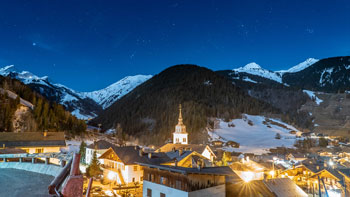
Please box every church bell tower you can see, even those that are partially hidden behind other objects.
[173,104,188,144]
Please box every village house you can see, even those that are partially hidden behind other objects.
[161,149,213,168]
[85,140,114,165]
[98,146,171,185]
[0,131,65,154]
[139,163,236,197]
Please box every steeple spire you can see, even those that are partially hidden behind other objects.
[178,104,183,125]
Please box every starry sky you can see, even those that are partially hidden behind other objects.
[0,0,349,91]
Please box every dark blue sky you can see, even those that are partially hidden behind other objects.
[0,0,349,91]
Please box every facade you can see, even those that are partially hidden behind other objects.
[0,131,65,154]
[98,146,171,185]
[140,164,234,197]
[85,140,114,164]
[173,104,188,145]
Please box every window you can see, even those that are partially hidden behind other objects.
[23,149,29,153]
[175,180,182,190]
[35,148,43,153]
[151,174,155,182]
[132,177,135,182]
[183,138,186,142]
[134,166,138,171]
[160,177,167,185]
[147,189,152,197]
[176,138,179,143]
[160,193,166,197]
[140,176,143,181]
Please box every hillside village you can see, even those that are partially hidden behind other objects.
[2,103,350,196]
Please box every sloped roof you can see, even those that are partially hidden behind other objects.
[263,178,307,197]
[87,140,114,149]
[0,132,66,147]
[138,163,236,176]
[157,143,215,157]
[0,148,26,154]
[99,146,172,165]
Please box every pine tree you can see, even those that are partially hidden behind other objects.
[86,151,102,178]
[79,141,87,164]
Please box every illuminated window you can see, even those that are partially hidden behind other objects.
[140,176,143,181]
[183,138,186,142]
[160,177,167,185]
[35,148,43,153]
[134,166,138,171]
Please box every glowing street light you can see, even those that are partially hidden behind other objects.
[242,171,254,183]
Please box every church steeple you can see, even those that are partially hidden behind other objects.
[178,104,183,125]
[173,104,188,144]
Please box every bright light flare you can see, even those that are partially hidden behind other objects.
[242,171,254,182]
[269,170,275,177]
[108,171,116,180]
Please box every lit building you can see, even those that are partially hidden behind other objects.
[85,140,114,165]
[173,104,188,145]
[0,131,65,154]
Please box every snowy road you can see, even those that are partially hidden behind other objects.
[0,168,54,197]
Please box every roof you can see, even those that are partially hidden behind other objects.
[157,143,215,157]
[0,132,66,148]
[99,146,172,165]
[339,169,350,178]
[0,148,26,154]
[166,150,193,161]
[263,178,307,197]
[138,163,236,176]
[87,140,114,149]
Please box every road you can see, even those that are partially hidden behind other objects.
[0,168,54,197]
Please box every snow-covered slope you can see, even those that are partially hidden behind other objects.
[233,62,282,83]
[230,58,318,84]
[0,65,151,119]
[81,75,152,109]
[208,114,301,154]
[277,58,319,73]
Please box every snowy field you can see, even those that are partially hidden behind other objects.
[209,114,300,154]
[0,168,54,197]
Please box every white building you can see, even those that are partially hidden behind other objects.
[173,104,188,145]
[85,140,114,165]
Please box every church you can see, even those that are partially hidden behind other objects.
[157,104,216,162]
[173,104,188,144]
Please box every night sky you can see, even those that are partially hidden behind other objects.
[0,0,349,91]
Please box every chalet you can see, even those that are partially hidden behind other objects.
[85,140,114,164]
[286,153,307,163]
[98,146,171,185]
[0,131,65,154]
[139,163,237,197]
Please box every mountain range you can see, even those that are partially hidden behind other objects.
[1,56,350,144]
[0,65,151,119]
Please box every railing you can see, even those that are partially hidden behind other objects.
[48,153,84,197]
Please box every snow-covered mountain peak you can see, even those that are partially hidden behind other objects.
[0,65,16,75]
[233,62,282,83]
[81,74,152,109]
[242,62,262,70]
[278,58,319,73]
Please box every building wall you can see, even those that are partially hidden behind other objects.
[202,148,213,161]
[189,184,225,197]
[173,133,188,144]
[85,148,107,164]
[143,180,189,197]
[21,146,61,154]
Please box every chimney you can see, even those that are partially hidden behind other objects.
[179,149,183,156]
[43,131,48,137]
[139,149,143,157]
[148,153,152,159]
[197,160,201,171]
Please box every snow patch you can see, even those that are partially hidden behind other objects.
[208,114,300,154]
[278,58,319,73]
[303,90,323,105]
[233,62,282,83]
